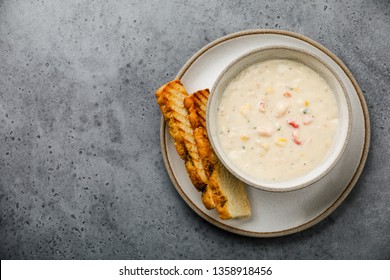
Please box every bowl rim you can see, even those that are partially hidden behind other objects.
[207,45,353,192]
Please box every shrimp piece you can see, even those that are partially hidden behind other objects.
[273,101,289,117]
[257,126,274,137]
[303,115,315,125]
[292,130,302,145]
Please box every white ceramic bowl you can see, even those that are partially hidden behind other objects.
[207,46,352,192]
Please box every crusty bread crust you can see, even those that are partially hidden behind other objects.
[201,184,215,210]
[184,89,218,209]
[156,80,208,191]
[184,89,218,176]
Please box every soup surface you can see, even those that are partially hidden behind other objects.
[217,59,339,182]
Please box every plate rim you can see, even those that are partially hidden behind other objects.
[160,29,371,237]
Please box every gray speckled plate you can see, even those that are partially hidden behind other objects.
[159,29,370,237]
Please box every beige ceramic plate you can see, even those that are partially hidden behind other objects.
[160,30,370,237]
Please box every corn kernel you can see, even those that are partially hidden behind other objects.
[240,103,251,116]
[259,142,269,151]
[292,87,301,93]
[275,137,287,147]
[265,87,274,94]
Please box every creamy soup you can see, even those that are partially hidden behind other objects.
[217,59,339,182]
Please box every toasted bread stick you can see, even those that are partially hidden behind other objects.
[184,89,218,209]
[156,80,208,190]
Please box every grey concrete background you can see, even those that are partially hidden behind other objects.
[0,0,389,259]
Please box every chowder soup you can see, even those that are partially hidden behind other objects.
[217,59,339,182]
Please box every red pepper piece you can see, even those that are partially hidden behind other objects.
[288,120,299,128]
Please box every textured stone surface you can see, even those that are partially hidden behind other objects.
[0,0,389,259]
